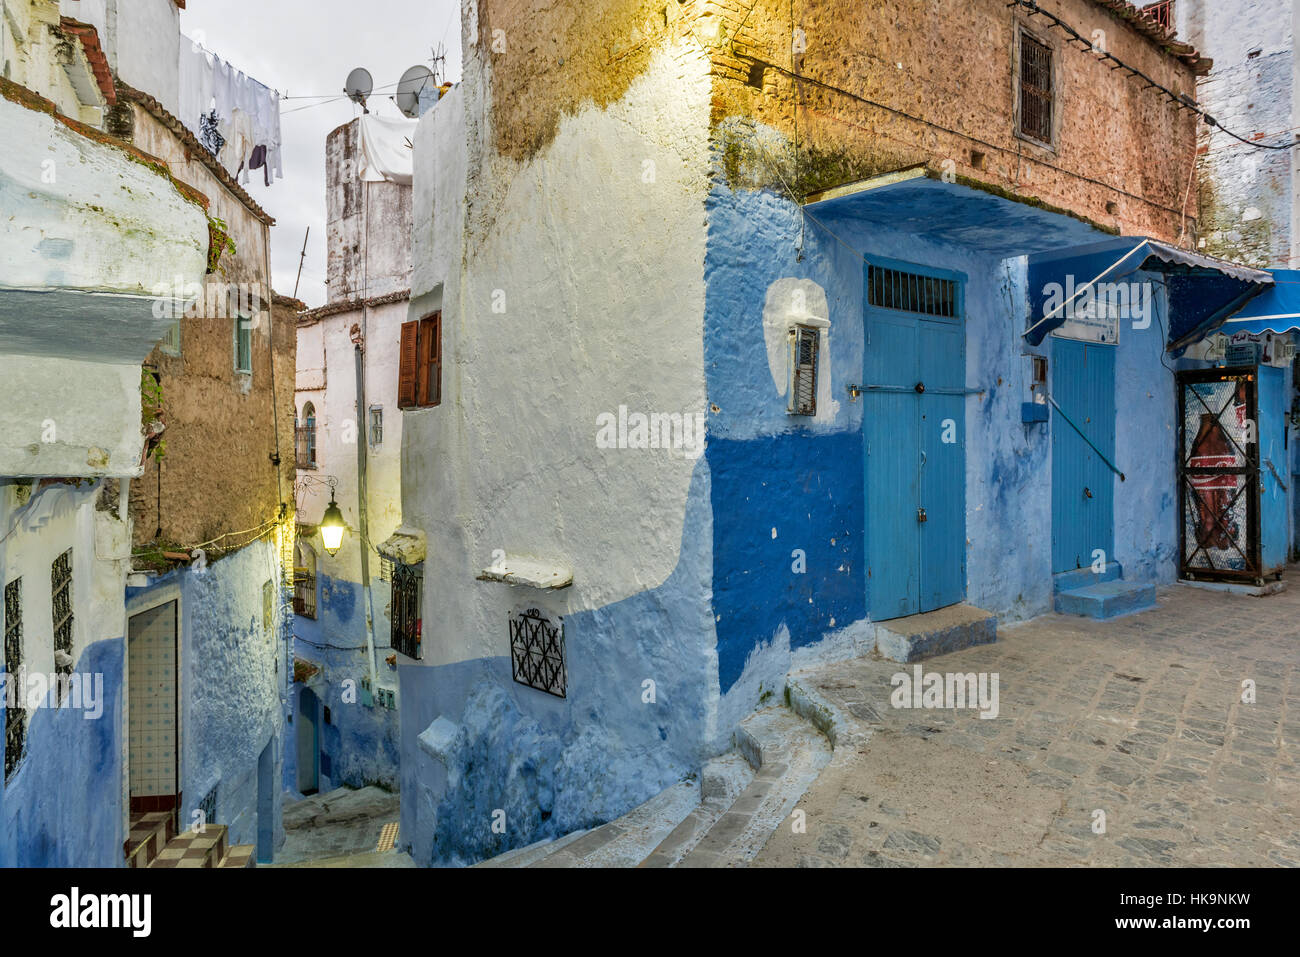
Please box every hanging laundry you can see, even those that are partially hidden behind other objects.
[198,110,225,157]
[243,144,270,188]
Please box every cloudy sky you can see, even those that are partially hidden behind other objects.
[180,1,463,307]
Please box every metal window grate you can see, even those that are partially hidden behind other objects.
[1020,32,1053,144]
[789,326,819,416]
[390,563,422,660]
[867,266,958,318]
[4,578,23,783]
[196,784,218,830]
[509,608,566,698]
[51,550,72,704]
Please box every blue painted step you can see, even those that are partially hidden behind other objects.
[1054,580,1155,620]
[1053,562,1122,594]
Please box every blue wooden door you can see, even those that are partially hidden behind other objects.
[1051,338,1116,572]
[865,262,965,620]
[1257,364,1288,572]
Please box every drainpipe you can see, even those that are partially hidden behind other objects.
[354,174,378,688]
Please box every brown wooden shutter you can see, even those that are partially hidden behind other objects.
[429,312,441,407]
[398,320,419,408]
[416,317,433,406]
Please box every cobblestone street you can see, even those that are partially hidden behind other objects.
[756,578,1300,868]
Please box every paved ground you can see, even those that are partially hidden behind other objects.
[755,578,1300,867]
[273,786,412,866]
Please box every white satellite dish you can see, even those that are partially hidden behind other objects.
[395,65,435,118]
[344,67,373,113]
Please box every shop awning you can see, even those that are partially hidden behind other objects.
[1024,237,1274,349]
[1217,269,1300,336]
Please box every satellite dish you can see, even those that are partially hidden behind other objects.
[344,68,373,113]
[395,65,435,118]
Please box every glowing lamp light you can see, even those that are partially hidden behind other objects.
[319,492,347,557]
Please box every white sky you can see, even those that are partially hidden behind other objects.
[180,1,463,307]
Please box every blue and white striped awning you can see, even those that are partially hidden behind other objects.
[1219,270,1300,336]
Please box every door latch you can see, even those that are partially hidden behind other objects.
[1084,487,1093,499]
[918,506,928,523]
[914,382,926,394]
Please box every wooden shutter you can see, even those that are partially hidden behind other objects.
[398,320,419,408]
[428,313,441,407]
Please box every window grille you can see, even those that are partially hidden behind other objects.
[390,562,422,660]
[4,578,23,783]
[369,406,383,448]
[868,266,958,318]
[51,550,72,705]
[196,784,217,830]
[509,608,566,698]
[1019,32,1054,145]
[788,325,819,416]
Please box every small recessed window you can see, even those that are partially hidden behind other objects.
[1018,31,1054,146]
[234,315,253,374]
[296,403,317,469]
[391,562,423,660]
[788,325,819,416]
[5,577,25,782]
[368,405,383,447]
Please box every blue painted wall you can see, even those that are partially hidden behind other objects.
[0,637,123,867]
[399,460,717,866]
[287,572,400,795]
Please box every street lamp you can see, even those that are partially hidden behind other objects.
[319,480,347,557]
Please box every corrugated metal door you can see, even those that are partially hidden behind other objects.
[865,262,965,620]
[1051,338,1116,572]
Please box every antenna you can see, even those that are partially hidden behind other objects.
[395,64,435,119]
[344,68,373,113]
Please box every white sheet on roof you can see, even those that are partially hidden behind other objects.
[358,115,418,185]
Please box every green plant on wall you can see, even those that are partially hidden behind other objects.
[207,216,237,274]
[141,368,166,463]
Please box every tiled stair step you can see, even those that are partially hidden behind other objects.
[126,812,174,869]
[149,824,228,868]
[217,845,256,869]
[1055,580,1156,619]
[674,706,832,868]
[1053,562,1122,594]
[874,604,998,663]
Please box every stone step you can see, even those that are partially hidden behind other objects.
[639,753,754,868]
[675,706,832,868]
[1053,562,1123,593]
[1054,580,1156,619]
[874,603,998,663]
[126,811,173,869]
[149,824,228,869]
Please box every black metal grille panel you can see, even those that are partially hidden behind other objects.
[1020,32,1053,143]
[791,326,818,415]
[510,608,566,698]
[391,562,422,660]
[4,578,23,782]
[867,266,957,318]
[1179,373,1259,578]
[51,550,72,704]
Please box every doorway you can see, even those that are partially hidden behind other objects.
[296,687,320,795]
[128,601,180,815]
[1051,337,1116,572]
[864,260,967,620]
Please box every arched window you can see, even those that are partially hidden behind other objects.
[296,402,317,468]
[293,540,317,619]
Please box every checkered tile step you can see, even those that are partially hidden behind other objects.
[218,844,256,868]
[126,812,174,868]
[150,825,227,869]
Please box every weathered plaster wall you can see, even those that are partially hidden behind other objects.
[0,481,130,867]
[396,4,720,863]
[109,0,181,119]
[126,107,295,550]
[325,119,413,302]
[704,0,1202,241]
[4,0,108,126]
[1182,0,1296,266]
